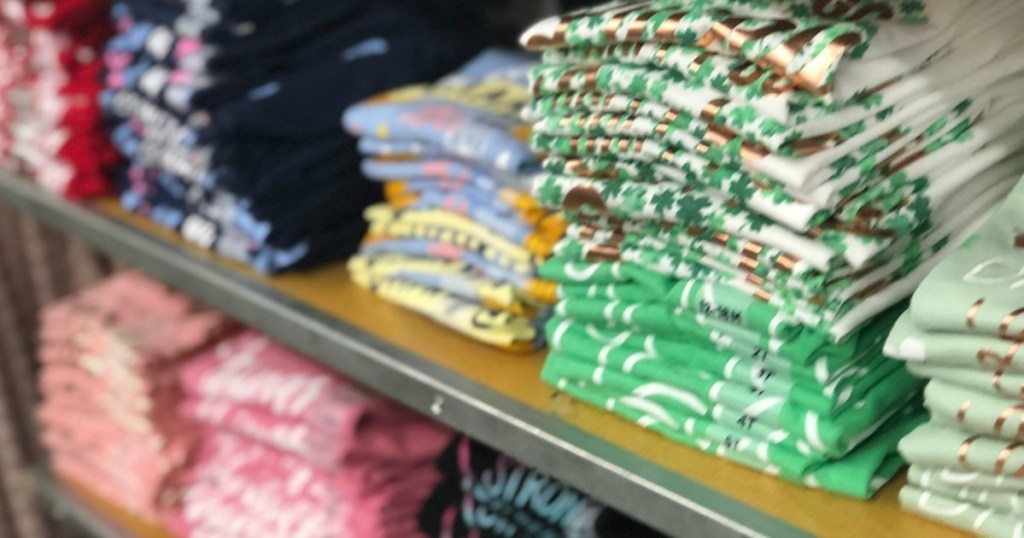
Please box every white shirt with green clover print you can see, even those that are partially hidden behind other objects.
[520,0,979,97]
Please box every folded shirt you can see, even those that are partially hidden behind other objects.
[907,363,1024,402]
[521,0,983,97]
[348,253,545,317]
[347,258,545,352]
[172,328,455,538]
[36,270,232,522]
[908,465,1024,494]
[344,49,539,174]
[900,485,1022,538]
[9,0,117,198]
[545,352,923,498]
[417,435,665,538]
[104,0,483,273]
[548,328,919,461]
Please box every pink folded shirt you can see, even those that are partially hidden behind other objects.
[36,270,234,522]
[180,331,452,462]
[168,431,350,538]
[173,330,455,537]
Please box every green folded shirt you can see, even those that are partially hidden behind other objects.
[547,318,921,457]
[543,350,923,498]
[541,257,905,357]
[548,316,906,415]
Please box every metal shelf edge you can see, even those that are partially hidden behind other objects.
[33,469,128,538]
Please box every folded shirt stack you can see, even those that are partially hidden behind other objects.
[0,5,25,164]
[7,0,118,198]
[35,270,232,522]
[418,435,666,538]
[519,0,1024,497]
[101,0,481,274]
[885,176,1024,537]
[342,49,565,352]
[168,329,454,538]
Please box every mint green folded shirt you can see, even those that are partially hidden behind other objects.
[925,380,1024,443]
[907,468,1024,517]
[906,180,1024,340]
[884,309,1024,372]
[907,362,1024,402]
[899,422,1024,477]
[900,486,1024,538]
[909,465,1024,494]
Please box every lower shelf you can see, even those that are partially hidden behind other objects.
[33,469,171,538]
[1,175,968,538]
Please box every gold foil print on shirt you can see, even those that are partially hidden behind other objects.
[792,33,862,94]
[564,186,609,215]
[775,254,799,273]
[586,244,622,262]
[654,43,671,62]
[994,441,1024,476]
[711,231,731,247]
[977,342,1021,370]
[788,132,842,157]
[1014,234,1024,249]
[994,405,1024,441]
[742,242,764,258]
[815,218,896,239]
[992,370,1024,400]
[957,435,982,470]
[1000,308,1024,340]
[762,25,830,76]
[564,159,615,179]
[550,66,591,93]
[605,12,628,43]
[852,276,894,301]
[653,12,687,42]
[625,10,658,42]
[728,58,796,97]
[700,98,730,123]
[723,19,799,56]
[689,53,713,74]
[956,400,972,425]
[967,299,985,330]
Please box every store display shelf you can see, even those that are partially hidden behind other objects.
[0,175,965,538]
[33,469,170,538]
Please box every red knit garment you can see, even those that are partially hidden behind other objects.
[4,0,117,198]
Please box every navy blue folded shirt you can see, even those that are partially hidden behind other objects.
[104,0,485,273]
